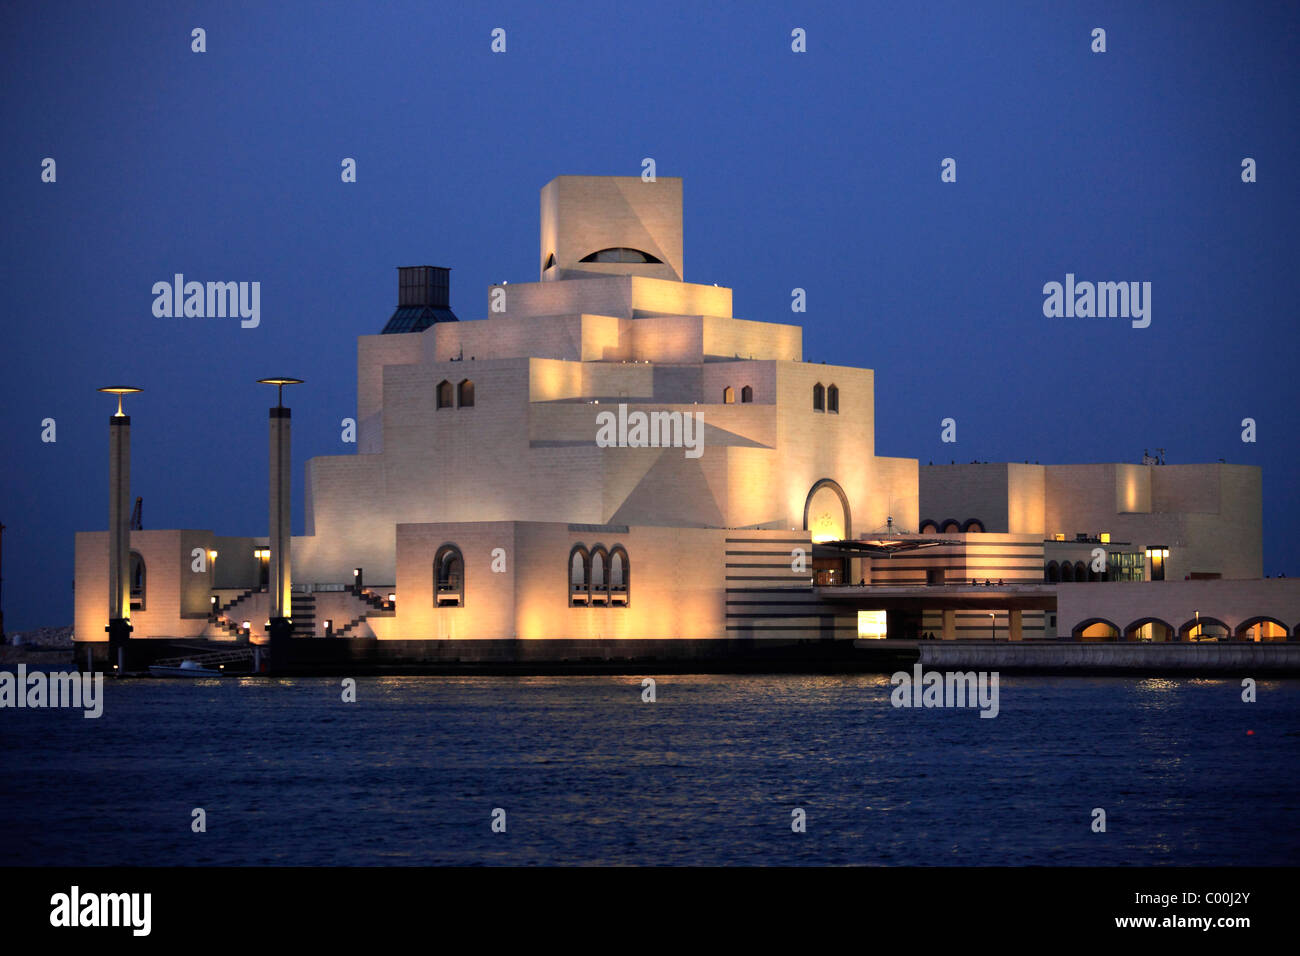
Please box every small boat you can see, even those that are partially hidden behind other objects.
[149,659,222,678]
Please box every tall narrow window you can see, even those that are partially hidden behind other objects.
[436,380,453,409]
[129,551,146,611]
[569,545,590,605]
[723,386,734,404]
[434,545,464,606]
[741,385,752,403]
[609,546,630,606]
[827,384,839,413]
[813,383,825,411]
[589,547,609,605]
[458,379,474,407]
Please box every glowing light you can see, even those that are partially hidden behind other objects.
[857,609,887,639]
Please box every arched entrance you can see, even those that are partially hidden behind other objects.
[1178,616,1230,642]
[1235,617,1289,642]
[1123,617,1175,642]
[1072,618,1120,641]
[803,479,851,543]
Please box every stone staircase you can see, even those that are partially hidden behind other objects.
[333,588,395,638]
[208,588,256,638]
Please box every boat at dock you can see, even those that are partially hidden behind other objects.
[149,659,223,678]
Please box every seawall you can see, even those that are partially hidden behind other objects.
[918,641,1300,675]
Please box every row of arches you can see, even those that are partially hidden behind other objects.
[919,518,985,534]
[1072,615,1293,642]
[570,544,630,606]
[1045,560,1103,582]
[721,385,754,404]
[436,379,475,410]
[812,383,839,413]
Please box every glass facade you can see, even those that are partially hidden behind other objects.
[1107,551,1145,582]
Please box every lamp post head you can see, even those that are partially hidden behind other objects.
[98,386,142,417]
[257,377,303,407]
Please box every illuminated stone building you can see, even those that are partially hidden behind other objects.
[73,176,1294,656]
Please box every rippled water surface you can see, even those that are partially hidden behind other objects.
[2,674,1297,865]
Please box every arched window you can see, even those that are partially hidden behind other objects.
[129,551,146,611]
[919,520,939,534]
[458,379,474,408]
[436,380,453,409]
[723,386,735,404]
[589,546,609,605]
[741,385,753,403]
[1060,561,1074,582]
[827,384,839,413]
[1045,560,1060,582]
[813,383,825,411]
[1075,561,1087,581]
[569,545,590,606]
[609,546,629,606]
[962,518,985,533]
[434,544,464,606]
[579,247,663,264]
[941,519,961,534]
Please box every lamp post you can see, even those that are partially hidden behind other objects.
[258,377,302,668]
[98,386,141,673]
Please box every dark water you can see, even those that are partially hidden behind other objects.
[1,674,1297,866]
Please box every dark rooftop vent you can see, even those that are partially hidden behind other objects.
[382,265,459,334]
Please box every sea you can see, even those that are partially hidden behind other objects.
[1,674,1297,866]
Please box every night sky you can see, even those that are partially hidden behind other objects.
[2,1,1296,631]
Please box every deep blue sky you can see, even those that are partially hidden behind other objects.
[2,1,1297,630]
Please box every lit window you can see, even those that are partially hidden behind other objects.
[723,386,734,404]
[434,545,464,606]
[129,551,146,611]
[857,609,887,639]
